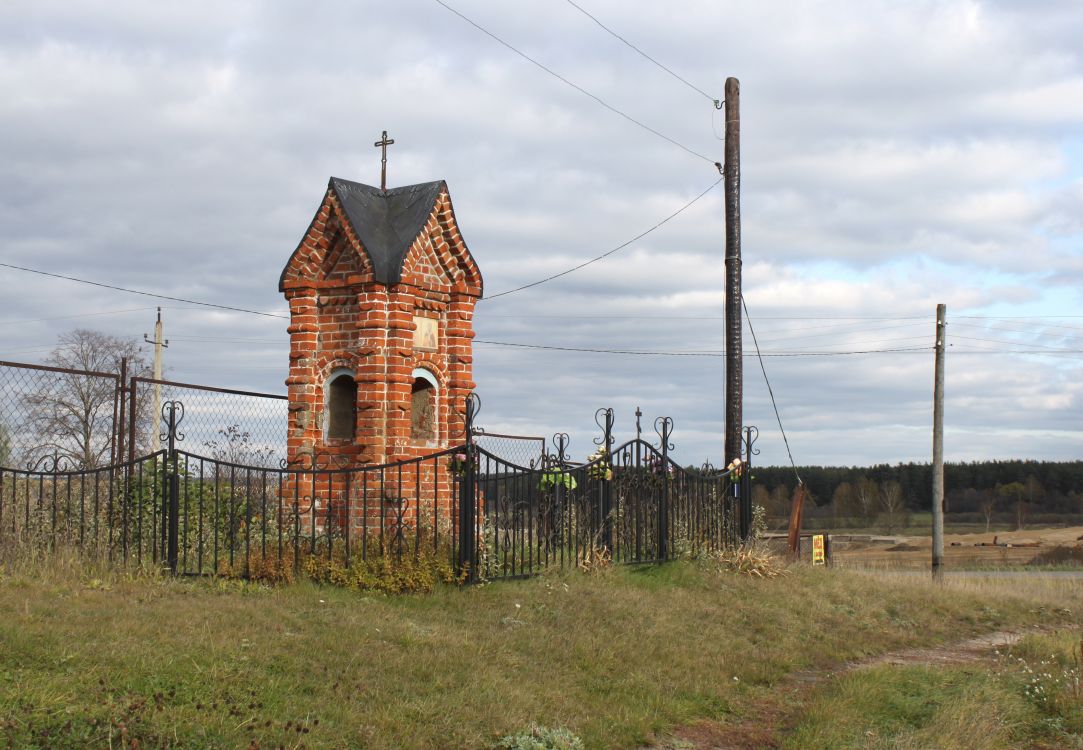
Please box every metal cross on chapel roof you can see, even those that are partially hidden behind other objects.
[373,130,395,191]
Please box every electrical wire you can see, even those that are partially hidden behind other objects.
[0,307,157,327]
[0,262,289,320]
[561,0,718,104]
[475,339,933,357]
[741,296,801,483]
[486,176,723,299]
[951,334,1070,351]
[433,0,716,165]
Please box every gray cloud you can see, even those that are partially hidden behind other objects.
[0,0,1080,468]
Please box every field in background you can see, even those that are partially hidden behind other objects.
[1,556,1081,748]
[828,524,1083,569]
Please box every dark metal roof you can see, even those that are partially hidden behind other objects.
[329,177,445,285]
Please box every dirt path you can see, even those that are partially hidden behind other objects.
[644,629,1037,750]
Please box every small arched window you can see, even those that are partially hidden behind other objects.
[410,368,438,443]
[326,370,357,441]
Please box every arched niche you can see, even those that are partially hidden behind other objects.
[325,369,357,441]
[410,368,439,444]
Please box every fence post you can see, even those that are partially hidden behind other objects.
[163,401,183,575]
[594,408,614,554]
[128,376,138,466]
[656,417,673,560]
[112,358,127,468]
[740,426,758,541]
[457,394,479,582]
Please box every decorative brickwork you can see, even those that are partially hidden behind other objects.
[279,178,482,530]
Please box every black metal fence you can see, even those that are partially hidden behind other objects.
[0,396,747,582]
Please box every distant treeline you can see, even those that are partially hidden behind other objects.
[750,460,1083,529]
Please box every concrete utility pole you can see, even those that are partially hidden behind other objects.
[723,76,743,472]
[932,303,946,580]
[144,307,168,455]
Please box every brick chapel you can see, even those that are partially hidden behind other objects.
[279,176,483,472]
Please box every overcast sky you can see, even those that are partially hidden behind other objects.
[1,0,1080,469]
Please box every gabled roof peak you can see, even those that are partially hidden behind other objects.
[327,177,446,286]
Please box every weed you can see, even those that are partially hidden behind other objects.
[302,548,464,593]
[496,724,584,750]
[997,631,1083,720]
[710,544,788,578]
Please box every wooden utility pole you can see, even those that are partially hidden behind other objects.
[723,77,742,473]
[932,303,946,580]
[144,308,168,455]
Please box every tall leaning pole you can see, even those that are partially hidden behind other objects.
[723,77,747,537]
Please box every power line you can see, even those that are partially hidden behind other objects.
[561,0,718,104]
[957,315,1083,320]
[0,262,289,320]
[0,307,156,327]
[433,0,716,165]
[742,296,801,484]
[952,334,1070,351]
[948,350,1083,355]
[486,176,723,299]
[475,339,933,357]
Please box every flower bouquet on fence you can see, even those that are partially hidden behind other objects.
[449,450,477,477]
[586,446,613,481]
[645,453,674,477]
[538,468,577,492]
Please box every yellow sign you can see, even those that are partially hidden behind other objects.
[812,534,826,565]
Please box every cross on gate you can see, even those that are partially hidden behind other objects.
[373,130,395,191]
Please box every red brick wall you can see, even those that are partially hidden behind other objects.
[280,185,481,532]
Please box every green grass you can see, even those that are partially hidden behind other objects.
[1,556,1081,748]
[784,630,1083,749]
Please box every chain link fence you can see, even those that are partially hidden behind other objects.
[3,358,538,475]
[128,378,288,468]
[473,431,547,468]
[0,360,122,470]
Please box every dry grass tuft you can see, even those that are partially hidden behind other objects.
[711,544,789,578]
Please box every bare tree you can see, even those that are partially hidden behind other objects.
[979,491,997,533]
[854,476,878,527]
[767,483,791,521]
[996,481,1028,531]
[22,329,149,468]
[831,481,857,525]
[879,480,906,534]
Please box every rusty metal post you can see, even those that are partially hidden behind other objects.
[128,376,138,465]
[723,77,743,473]
[112,358,127,468]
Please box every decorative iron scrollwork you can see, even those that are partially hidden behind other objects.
[592,407,615,448]
[549,432,570,467]
[461,392,481,435]
[653,416,675,451]
[743,425,760,458]
[279,450,351,471]
[25,451,83,473]
[159,400,186,444]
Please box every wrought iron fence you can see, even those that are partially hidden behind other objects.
[0,396,748,582]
